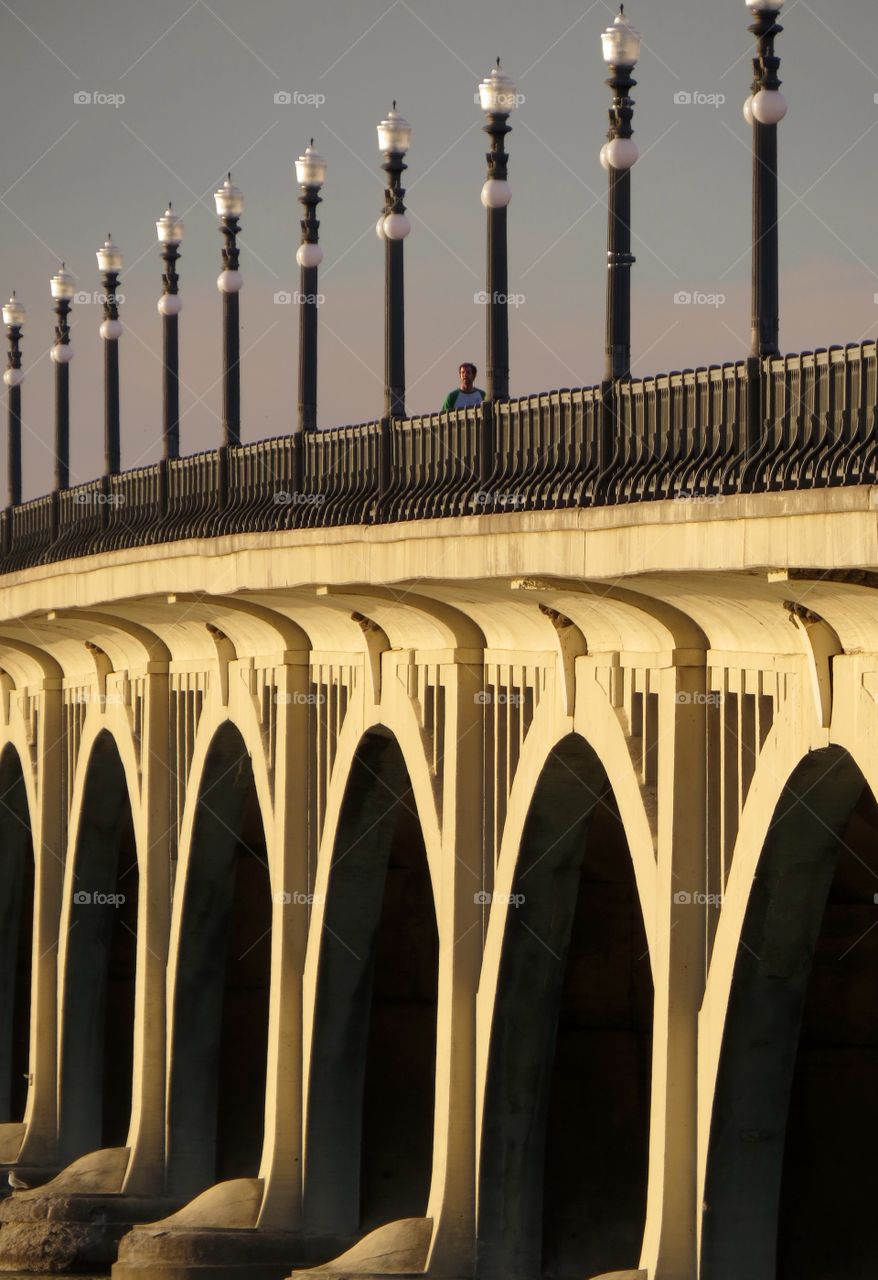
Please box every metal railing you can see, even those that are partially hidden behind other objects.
[0,342,876,573]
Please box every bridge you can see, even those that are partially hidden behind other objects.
[0,3,876,1279]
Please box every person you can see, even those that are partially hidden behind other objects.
[442,362,486,411]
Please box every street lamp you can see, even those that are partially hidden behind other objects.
[157,203,184,459]
[50,264,75,490]
[479,59,518,403]
[295,141,326,434]
[377,103,411,420]
[2,293,25,509]
[745,0,786,358]
[215,173,244,446]
[96,235,123,475]
[601,6,641,384]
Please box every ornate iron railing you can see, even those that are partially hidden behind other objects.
[0,343,876,573]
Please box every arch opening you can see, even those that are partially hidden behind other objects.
[701,745,878,1280]
[166,723,272,1199]
[304,730,438,1249]
[0,746,34,1125]
[477,734,653,1280]
[59,730,139,1162]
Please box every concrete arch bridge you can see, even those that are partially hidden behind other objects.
[0,492,872,1279]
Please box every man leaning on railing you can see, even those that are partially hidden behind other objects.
[442,361,485,411]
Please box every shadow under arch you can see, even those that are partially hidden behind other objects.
[0,745,33,1124]
[700,744,878,1280]
[303,727,439,1249]
[58,729,139,1164]
[166,721,272,1200]
[477,732,653,1280]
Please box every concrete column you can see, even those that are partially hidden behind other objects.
[640,662,706,1280]
[425,660,484,1276]
[123,668,171,1195]
[16,678,64,1171]
[258,658,310,1229]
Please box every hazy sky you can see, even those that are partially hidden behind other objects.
[1,0,877,497]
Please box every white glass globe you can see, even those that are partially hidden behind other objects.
[376,215,387,241]
[100,318,123,340]
[217,269,243,293]
[3,367,23,387]
[296,242,324,268]
[158,294,183,316]
[746,0,783,10]
[51,343,74,364]
[743,95,755,125]
[599,143,611,170]
[383,212,411,240]
[751,88,787,124]
[605,137,639,170]
[481,179,511,209]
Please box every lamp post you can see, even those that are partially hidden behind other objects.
[744,0,786,359]
[2,293,25,509]
[479,60,517,403]
[215,174,244,447]
[157,203,184,459]
[295,141,327,434]
[97,236,123,476]
[600,7,641,384]
[50,265,75,491]
[377,104,412,420]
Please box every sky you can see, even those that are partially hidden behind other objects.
[1,0,877,497]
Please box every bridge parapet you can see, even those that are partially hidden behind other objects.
[1,342,877,574]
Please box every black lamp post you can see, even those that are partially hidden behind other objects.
[2,293,25,508]
[295,141,327,434]
[601,7,641,384]
[97,236,123,476]
[156,204,184,459]
[745,0,786,359]
[479,60,517,403]
[50,265,75,491]
[215,174,244,447]
[377,104,412,421]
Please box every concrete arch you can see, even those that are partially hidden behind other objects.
[0,744,34,1126]
[57,728,140,1166]
[699,745,869,1280]
[302,727,440,1249]
[165,720,273,1200]
[476,732,654,1280]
